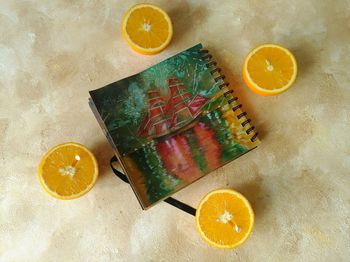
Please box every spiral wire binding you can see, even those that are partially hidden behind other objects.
[199,49,259,142]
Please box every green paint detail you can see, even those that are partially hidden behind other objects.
[186,130,208,173]
[202,95,226,112]
[202,109,247,162]
[131,142,181,203]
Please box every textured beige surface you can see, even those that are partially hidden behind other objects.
[1,0,350,261]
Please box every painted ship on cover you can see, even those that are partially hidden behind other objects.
[138,77,208,138]
[89,44,260,209]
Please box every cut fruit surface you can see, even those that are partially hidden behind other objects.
[38,142,98,200]
[243,44,297,96]
[122,3,173,55]
[196,189,254,249]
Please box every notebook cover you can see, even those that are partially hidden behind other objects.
[89,43,260,209]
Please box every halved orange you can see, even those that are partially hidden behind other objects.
[122,3,173,55]
[196,189,254,249]
[38,142,98,200]
[243,44,297,96]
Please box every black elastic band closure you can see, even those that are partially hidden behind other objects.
[110,156,196,216]
[110,156,129,183]
[164,198,196,216]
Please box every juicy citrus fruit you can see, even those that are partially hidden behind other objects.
[38,142,98,200]
[243,43,297,96]
[196,189,254,249]
[122,3,173,55]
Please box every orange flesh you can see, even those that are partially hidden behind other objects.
[39,143,98,199]
[125,6,170,49]
[247,47,295,90]
[196,190,254,248]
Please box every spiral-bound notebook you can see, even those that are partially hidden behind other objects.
[89,44,260,209]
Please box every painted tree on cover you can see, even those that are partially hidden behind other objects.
[131,142,181,203]
[99,82,148,154]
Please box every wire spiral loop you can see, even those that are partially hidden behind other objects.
[199,49,258,142]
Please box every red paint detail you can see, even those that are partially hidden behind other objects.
[138,77,209,137]
[188,95,208,117]
[156,134,202,183]
[193,122,221,170]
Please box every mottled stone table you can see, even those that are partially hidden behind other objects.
[1,0,350,261]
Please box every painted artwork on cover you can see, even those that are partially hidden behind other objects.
[89,44,259,208]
